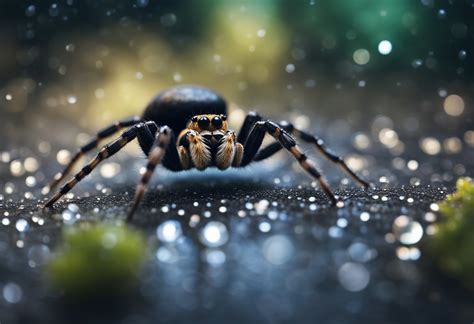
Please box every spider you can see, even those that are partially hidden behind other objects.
[44,85,369,221]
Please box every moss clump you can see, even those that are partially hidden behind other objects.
[429,177,474,289]
[48,222,147,298]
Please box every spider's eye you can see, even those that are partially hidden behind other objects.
[198,116,210,129]
[220,114,227,121]
[211,116,223,129]
[191,116,198,123]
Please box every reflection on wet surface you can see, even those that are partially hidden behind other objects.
[0,118,473,323]
[1,1,474,322]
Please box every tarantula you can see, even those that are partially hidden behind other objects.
[44,85,368,221]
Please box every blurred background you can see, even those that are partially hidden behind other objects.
[0,0,472,137]
[0,1,474,324]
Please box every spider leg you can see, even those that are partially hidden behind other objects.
[252,121,369,188]
[127,126,172,221]
[48,116,142,191]
[236,111,262,144]
[43,121,155,208]
[241,120,337,204]
[253,142,283,162]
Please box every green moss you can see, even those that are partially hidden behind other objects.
[48,222,147,298]
[429,177,474,289]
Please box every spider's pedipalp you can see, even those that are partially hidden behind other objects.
[48,116,142,191]
[215,131,236,170]
[178,146,192,170]
[233,142,244,167]
[187,130,212,170]
[44,121,155,208]
[127,126,172,221]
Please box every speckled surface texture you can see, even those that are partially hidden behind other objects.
[0,120,473,324]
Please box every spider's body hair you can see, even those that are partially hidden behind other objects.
[177,115,241,171]
[188,130,212,170]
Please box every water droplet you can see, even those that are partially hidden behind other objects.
[100,162,120,178]
[3,283,22,304]
[396,246,421,261]
[419,137,441,155]
[199,221,228,247]
[10,160,25,177]
[259,222,271,233]
[157,220,182,243]
[204,249,226,266]
[285,64,295,73]
[56,149,71,165]
[25,176,37,187]
[348,242,375,263]
[65,43,75,52]
[255,199,269,214]
[444,94,464,117]
[360,212,370,222]
[136,0,149,7]
[156,246,178,263]
[67,96,77,104]
[160,13,177,27]
[392,215,423,245]
[338,262,370,292]
[262,235,294,265]
[378,40,392,55]
[353,49,370,65]
[337,218,348,228]
[28,244,50,267]
[257,29,266,38]
[15,219,29,232]
[68,203,79,213]
[49,3,59,17]
[25,5,36,17]
[24,157,39,172]
[411,59,423,68]
[458,50,467,60]
[407,160,419,170]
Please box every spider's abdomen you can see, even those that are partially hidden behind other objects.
[142,85,227,134]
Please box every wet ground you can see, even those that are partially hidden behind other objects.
[0,118,473,324]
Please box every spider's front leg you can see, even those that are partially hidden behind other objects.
[240,119,338,204]
[48,116,142,191]
[127,126,173,221]
[44,121,157,208]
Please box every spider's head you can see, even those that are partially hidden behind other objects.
[188,114,228,132]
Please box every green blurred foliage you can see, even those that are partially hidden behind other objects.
[48,222,147,298]
[429,177,474,290]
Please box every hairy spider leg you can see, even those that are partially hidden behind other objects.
[44,121,156,208]
[127,126,172,221]
[253,121,369,188]
[240,119,338,204]
[48,116,142,191]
